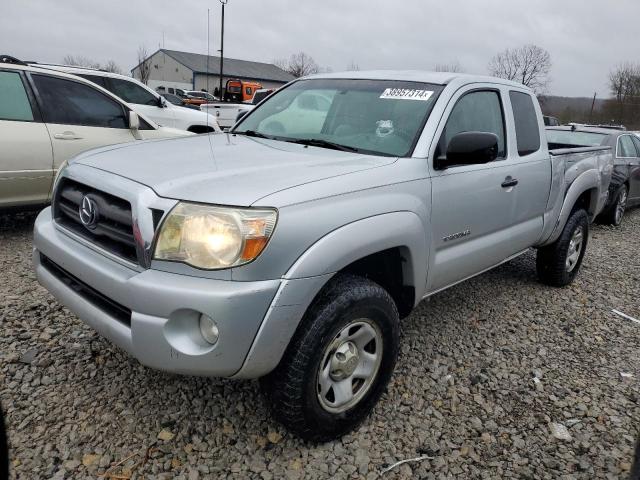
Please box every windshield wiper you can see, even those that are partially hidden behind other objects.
[286,138,360,153]
[235,130,272,139]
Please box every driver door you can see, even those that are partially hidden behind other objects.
[427,86,519,293]
[30,73,136,185]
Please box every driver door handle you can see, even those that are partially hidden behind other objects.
[501,176,519,188]
[54,131,82,140]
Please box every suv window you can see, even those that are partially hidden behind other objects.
[618,135,638,158]
[78,74,108,89]
[108,78,158,106]
[0,71,34,121]
[33,74,127,128]
[631,136,640,157]
[510,91,541,156]
[441,90,506,158]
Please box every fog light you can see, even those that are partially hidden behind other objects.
[199,314,219,345]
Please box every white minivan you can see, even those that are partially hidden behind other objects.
[34,64,221,134]
[0,58,193,210]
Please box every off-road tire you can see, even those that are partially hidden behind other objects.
[260,274,400,442]
[536,208,589,287]
[598,185,628,226]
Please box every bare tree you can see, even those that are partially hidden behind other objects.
[63,55,101,69]
[103,60,123,74]
[136,45,152,85]
[488,44,551,94]
[608,62,640,126]
[273,52,320,78]
[434,61,463,73]
[63,55,122,74]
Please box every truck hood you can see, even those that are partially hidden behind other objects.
[73,134,397,206]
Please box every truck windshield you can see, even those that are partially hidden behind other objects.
[546,130,607,147]
[234,79,444,157]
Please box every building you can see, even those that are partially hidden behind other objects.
[131,49,295,93]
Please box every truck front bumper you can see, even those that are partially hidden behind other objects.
[33,208,281,377]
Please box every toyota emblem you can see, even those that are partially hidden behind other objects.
[79,196,98,229]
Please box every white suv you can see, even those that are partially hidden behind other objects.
[0,57,194,210]
[34,64,221,134]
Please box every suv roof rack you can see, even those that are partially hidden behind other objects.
[0,55,27,65]
[28,61,110,73]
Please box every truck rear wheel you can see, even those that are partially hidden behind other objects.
[536,208,589,287]
[260,274,400,442]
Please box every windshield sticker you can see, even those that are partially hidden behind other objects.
[380,88,434,101]
[376,120,395,138]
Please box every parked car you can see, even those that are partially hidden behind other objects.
[34,71,613,441]
[159,92,200,111]
[543,115,560,126]
[31,64,221,134]
[156,86,188,98]
[547,126,640,225]
[0,56,193,210]
[224,79,262,103]
[182,91,218,106]
[201,88,278,130]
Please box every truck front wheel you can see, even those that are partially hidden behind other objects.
[260,274,400,442]
[536,208,589,287]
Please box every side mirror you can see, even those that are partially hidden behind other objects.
[236,110,249,122]
[157,96,167,108]
[435,131,499,170]
[129,111,140,131]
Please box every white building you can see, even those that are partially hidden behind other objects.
[131,49,295,93]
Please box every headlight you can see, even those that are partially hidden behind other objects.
[154,202,277,269]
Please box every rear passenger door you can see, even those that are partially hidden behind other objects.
[428,87,518,292]
[29,74,136,173]
[0,69,54,208]
[505,90,552,252]
[628,136,640,201]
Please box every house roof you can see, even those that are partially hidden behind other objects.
[138,49,295,84]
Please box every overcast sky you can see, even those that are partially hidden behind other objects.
[3,0,638,97]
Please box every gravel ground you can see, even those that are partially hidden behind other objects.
[1,208,639,480]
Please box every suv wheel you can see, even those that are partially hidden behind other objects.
[536,208,589,287]
[598,185,628,226]
[260,274,400,442]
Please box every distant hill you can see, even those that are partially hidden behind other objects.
[539,95,609,124]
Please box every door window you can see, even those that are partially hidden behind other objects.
[108,78,159,106]
[0,71,34,121]
[618,135,637,158]
[441,90,506,159]
[33,74,127,128]
[630,136,640,158]
[510,91,541,156]
[78,74,108,89]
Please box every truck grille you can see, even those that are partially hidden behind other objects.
[40,254,132,326]
[53,179,138,264]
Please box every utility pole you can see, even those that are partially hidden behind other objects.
[589,92,597,123]
[219,0,228,101]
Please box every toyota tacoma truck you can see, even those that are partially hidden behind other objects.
[33,71,613,441]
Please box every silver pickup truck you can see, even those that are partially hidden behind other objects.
[33,71,613,441]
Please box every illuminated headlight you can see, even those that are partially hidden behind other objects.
[154,202,277,269]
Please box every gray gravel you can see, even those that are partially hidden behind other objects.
[1,208,639,479]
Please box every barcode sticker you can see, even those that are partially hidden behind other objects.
[380,89,434,101]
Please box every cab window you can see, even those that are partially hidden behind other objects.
[33,74,127,128]
[510,91,541,156]
[440,90,506,159]
[0,71,34,122]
